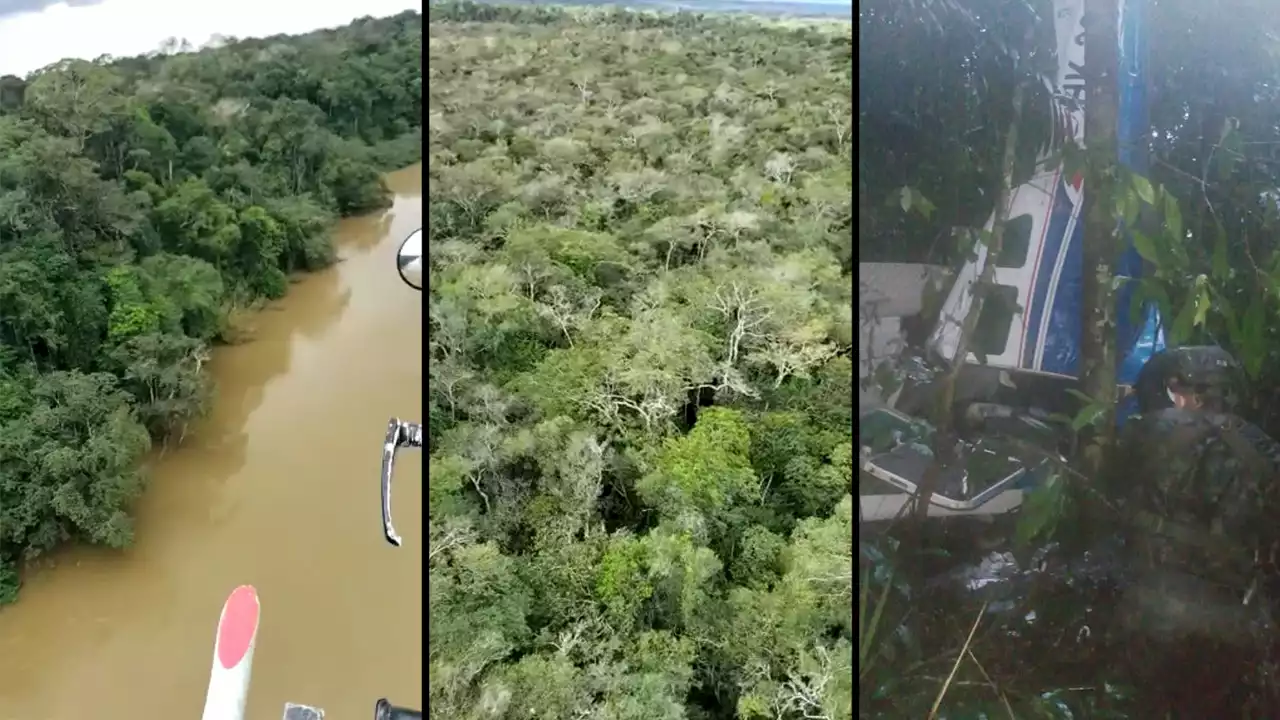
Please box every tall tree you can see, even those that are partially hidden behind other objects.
[1079,0,1122,475]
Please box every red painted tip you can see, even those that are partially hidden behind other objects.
[216,585,260,670]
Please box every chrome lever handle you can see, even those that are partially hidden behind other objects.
[380,418,423,547]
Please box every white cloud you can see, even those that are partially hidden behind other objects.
[0,0,420,76]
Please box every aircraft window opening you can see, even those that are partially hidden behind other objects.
[972,284,1020,357]
[996,213,1033,268]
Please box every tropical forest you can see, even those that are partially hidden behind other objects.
[427,3,853,719]
[0,11,422,601]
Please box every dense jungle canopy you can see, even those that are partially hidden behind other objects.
[0,11,422,602]
[861,0,1280,716]
[427,3,853,718]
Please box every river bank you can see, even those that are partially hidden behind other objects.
[0,165,424,720]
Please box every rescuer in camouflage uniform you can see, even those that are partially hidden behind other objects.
[1110,346,1280,715]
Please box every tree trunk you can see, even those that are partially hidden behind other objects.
[1079,0,1121,477]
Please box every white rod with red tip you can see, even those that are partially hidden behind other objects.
[202,585,261,720]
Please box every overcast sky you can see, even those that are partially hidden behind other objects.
[0,0,421,77]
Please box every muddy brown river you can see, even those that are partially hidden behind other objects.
[0,166,424,720]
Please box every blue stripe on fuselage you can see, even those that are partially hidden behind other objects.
[1022,178,1082,373]
[1040,208,1084,375]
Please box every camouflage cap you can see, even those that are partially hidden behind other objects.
[1134,346,1244,414]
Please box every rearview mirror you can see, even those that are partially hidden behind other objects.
[396,228,423,291]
